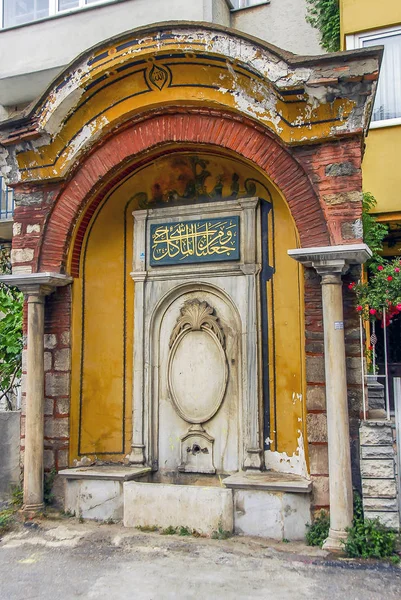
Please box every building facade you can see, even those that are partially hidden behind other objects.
[0,0,387,546]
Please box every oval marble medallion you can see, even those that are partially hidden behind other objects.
[168,329,227,423]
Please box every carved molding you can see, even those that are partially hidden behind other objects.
[169,299,225,349]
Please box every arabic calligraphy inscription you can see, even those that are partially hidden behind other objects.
[150,217,240,266]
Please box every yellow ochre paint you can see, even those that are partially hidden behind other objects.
[17,36,356,183]
[68,150,305,466]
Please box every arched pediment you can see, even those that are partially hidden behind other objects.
[0,22,381,184]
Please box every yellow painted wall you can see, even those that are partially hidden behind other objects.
[68,150,305,467]
[363,126,401,213]
[341,0,401,221]
[341,0,401,37]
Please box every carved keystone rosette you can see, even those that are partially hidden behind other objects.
[167,299,228,424]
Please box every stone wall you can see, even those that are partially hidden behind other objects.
[21,286,71,474]
[0,411,21,501]
[305,264,363,511]
[360,421,400,530]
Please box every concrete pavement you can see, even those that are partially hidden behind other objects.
[0,517,400,600]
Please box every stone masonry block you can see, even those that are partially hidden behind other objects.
[362,478,397,498]
[307,413,327,443]
[360,424,393,446]
[360,459,395,479]
[306,386,326,410]
[55,398,70,415]
[310,476,329,507]
[308,444,328,475]
[363,497,399,512]
[325,162,358,177]
[45,372,70,397]
[323,191,361,205]
[26,224,41,234]
[54,349,71,372]
[44,352,52,372]
[61,331,71,346]
[11,248,34,263]
[44,449,55,469]
[364,511,400,530]
[361,445,394,459]
[341,219,362,241]
[306,356,325,384]
[57,450,69,469]
[44,334,57,349]
[44,417,69,439]
[346,356,362,385]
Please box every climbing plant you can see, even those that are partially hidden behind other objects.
[306,0,340,53]
[0,244,23,410]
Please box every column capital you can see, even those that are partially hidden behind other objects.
[0,272,72,296]
[288,243,372,274]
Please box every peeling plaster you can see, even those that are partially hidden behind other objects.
[63,115,109,165]
[265,431,309,478]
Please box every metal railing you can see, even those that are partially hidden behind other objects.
[0,176,14,220]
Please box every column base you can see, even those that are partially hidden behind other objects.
[322,528,348,554]
[22,503,45,516]
[128,444,146,465]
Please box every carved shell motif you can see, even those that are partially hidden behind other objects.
[169,300,225,349]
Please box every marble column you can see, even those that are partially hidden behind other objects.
[0,273,72,513]
[129,210,147,465]
[288,245,371,553]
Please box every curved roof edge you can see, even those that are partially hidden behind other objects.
[0,20,383,131]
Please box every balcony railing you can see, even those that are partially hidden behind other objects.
[0,176,14,220]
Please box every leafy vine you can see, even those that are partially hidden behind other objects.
[306,0,340,53]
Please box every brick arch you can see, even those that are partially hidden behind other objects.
[39,112,330,274]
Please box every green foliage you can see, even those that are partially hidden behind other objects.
[136,524,159,532]
[0,244,23,410]
[305,510,330,547]
[306,0,340,52]
[362,192,388,270]
[10,484,23,508]
[161,525,177,535]
[350,258,401,320]
[211,522,232,540]
[348,193,401,322]
[43,468,57,506]
[344,493,399,560]
[0,508,14,535]
[178,526,192,536]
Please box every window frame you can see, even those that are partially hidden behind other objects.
[0,0,114,29]
[346,25,401,130]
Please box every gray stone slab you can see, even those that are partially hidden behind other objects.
[59,466,151,481]
[223,471,312,493]
[0,411,21,501]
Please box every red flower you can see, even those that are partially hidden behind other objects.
[397,304,401,312]
[348,282,356,290]
[395,268,400,273]
[387,276,393,281]
[368,345,373,351]
[377,265,384,271]
[356,305,363,312]
[369,308,377,315]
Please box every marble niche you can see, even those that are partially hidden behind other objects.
[129,198,264,474]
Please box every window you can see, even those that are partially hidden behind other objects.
[346,26,401,128]
[231,0,268,9]
[1,0,111,28]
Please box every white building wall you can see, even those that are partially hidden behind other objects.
[232,0,323,56]
[0,0,323,116]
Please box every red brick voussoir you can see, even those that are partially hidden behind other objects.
[36,111,335,275]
